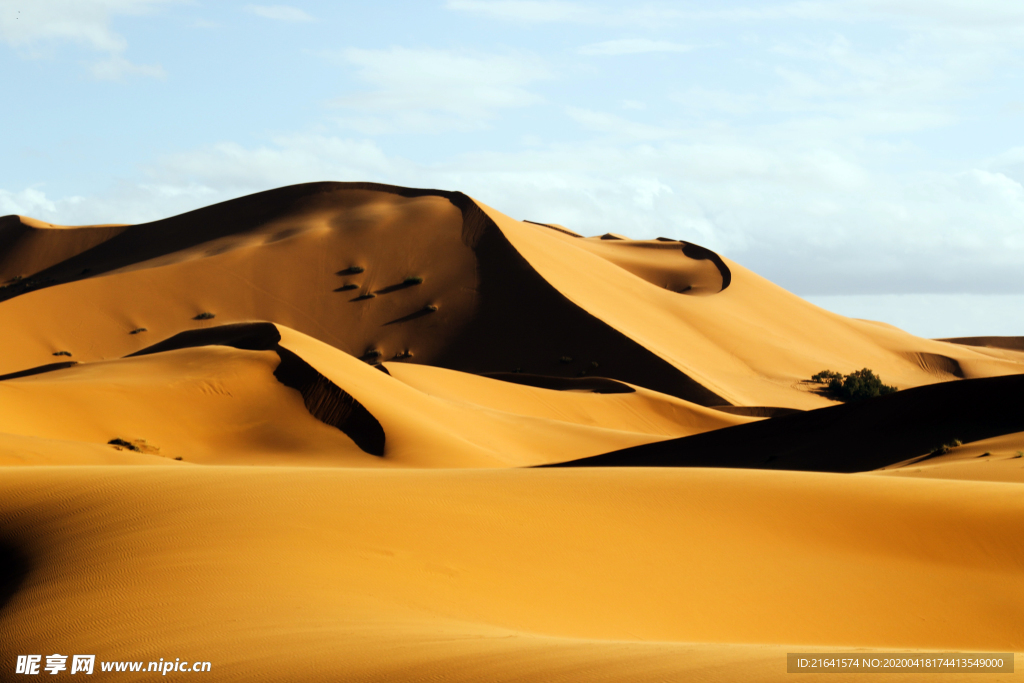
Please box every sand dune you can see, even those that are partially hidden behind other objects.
[549,373,1024,473]
[1,183,1019,407]
[1,466,1021,682]
[0,321,744,468]
[876,431,1024,483]
[1,182,1022,681]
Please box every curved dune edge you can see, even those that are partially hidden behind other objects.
[479,372,636,393]
[0,183,730,407]
[0,321,744,468]
[549,373,1024,473]
[573,236,732,295]
[433,193,731,405]
[874,430,1024,483]
[940,336,1024,352]
[129,323,385,456]
[2,182,1022,412]
[0,466,1021,682]
[472,197,1024,408]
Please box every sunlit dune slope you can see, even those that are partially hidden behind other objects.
[1,181,1023,683]
[479,201,1024,407]
[552,373,1024,472]
[0,466,1021,682]
[0,322,745,467]
[875,430,1024,483]
[2,182,1021,409]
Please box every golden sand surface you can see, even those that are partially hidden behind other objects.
[1,184,1021,681]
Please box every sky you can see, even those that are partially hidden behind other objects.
[1,0,1022,338]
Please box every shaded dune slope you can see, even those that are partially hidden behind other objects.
[0,322,746,468]
[549,373,1024,473]
[0,215,127,291]
[477,200,1024,408]
[2,182,1022,412]
[0,183,727,406]
[0,361,79,382]
[129,323,385,456]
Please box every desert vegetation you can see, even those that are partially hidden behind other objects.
[810,368,897,402]
[928,439,963,457]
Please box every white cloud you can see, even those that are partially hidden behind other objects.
[444,0,590,23]
[0,135,407,226]
[6,127,1024,299]
[0,0,175,78]
[328,47,550,132]
[90,54,165,80]
[578,39,692,56]
[245,5,314,22]
[1,187,65,217]
[565,107,678,141]
[446,0,1024,33]
[804,294,1024,338]
[153,135,398,193]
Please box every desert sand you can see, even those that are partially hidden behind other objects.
[1,183,1021,681]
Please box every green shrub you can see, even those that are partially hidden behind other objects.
[129,327,148,335]
[404,276,424,285]
[811,370,843,384]
[811,368,897,402]
[194,312,215,320]
[52,351,72,357]
[424,304,438,312]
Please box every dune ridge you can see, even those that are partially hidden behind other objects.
[548,373,1024,473]
[2,182,1020,411]
[1,181,1022,681]
[129,322,386,455]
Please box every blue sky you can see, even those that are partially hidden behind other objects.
[1,0,1022,337]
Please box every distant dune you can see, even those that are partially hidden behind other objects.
[1,182,1021,681]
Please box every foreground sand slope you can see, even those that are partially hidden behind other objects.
[0,466,1021,682]
[2,183,1020,409]
[0,323,747,468]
